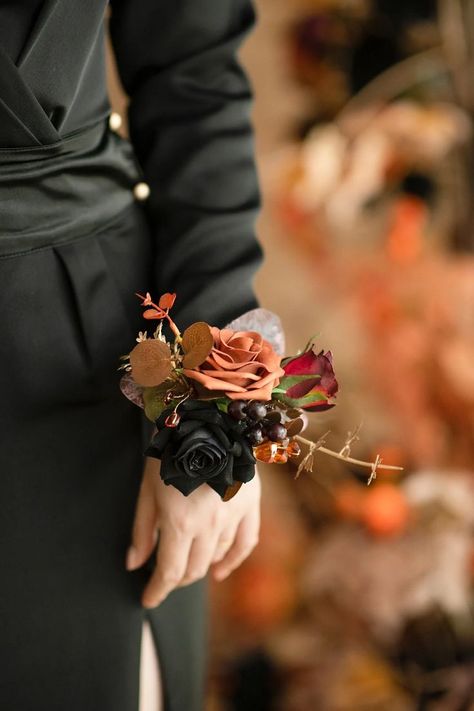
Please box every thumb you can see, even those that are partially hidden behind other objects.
[126,459,159,571]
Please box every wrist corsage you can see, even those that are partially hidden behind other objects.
[119,292,402,501]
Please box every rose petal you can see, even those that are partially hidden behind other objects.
[182,369,247,393]
[286,378,324,400]
[301,400,336,412]
[224,308,285,355]
[207,352,261,371]
[283,350,319,375]
[225,379,278,401]
[246,366,285,390]
[196,368,262,381]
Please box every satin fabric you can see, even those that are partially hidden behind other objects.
[0,119,143,252]
[0,0,44,64]
[0,1,263,709]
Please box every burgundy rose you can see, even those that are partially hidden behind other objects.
[274,348,338,411]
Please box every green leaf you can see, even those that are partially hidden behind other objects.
[277,374,321,391]
[142,389,165,422]
[142,383,176,422]
[273,388,328,408]
[215,398,230,413]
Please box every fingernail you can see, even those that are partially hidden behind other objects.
[126,545,139,571]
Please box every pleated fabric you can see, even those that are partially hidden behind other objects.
[0,190,208,711]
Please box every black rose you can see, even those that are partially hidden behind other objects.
[144,399,257,497]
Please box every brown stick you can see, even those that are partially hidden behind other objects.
[294,435,404,472]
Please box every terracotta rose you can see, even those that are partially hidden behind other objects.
[181,327,285,401]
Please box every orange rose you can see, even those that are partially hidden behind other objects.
[181,327,285,401]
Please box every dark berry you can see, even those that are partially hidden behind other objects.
[245,400,267,420]
[244,424,264,446]
[227,400,247,420]
[266,422,288,442]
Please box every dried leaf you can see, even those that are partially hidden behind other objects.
[286,417,305,436]
[158,292,176,309]
[221,481,243,502]
[129,339,172,386]
[265,410,282,423]
[286,407,304,418]
[181,321,214,368]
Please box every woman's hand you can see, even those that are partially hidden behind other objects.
[126,456,261,609]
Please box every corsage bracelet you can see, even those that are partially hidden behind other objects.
[119,292,402,502]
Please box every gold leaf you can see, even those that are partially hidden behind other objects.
[129,339,172,386]
[181,321,214,368]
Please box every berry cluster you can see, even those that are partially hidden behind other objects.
[227,399,288,446]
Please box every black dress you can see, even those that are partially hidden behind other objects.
[0,1,264,710]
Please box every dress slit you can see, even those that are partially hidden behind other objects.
[139,619,164,711]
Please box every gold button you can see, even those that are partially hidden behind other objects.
[109,111,123,131]
[133,182,150,201]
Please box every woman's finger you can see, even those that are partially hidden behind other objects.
[126,467,158,571]
[211,508,260,581]
[141,526,193,608]
[211,525,239,564]
[177,530,220,587]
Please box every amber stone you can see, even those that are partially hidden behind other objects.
[273,449,289,464]
[286,440,301,458]
[254,442,279,463]
[254,439,301,464]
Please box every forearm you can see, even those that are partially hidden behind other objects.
[109,0,265,331]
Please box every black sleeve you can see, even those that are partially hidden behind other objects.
[108,0,265,331]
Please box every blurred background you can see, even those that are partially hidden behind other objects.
[109,1,474,709]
